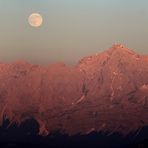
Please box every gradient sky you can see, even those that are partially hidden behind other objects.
[0,0,147,65]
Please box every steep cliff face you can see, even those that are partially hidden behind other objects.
[0,44,148,135]
[77,44,148,103]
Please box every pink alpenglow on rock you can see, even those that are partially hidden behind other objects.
[0,44,148,136]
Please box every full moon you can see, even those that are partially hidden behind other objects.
[28,13,43,27]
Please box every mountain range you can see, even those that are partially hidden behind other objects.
[0,44,148,136]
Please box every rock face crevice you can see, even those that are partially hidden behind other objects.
[0,44,148,136]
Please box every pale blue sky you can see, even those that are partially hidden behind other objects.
[0,0,147,64]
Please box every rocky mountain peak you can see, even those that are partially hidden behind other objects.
[106,44,137,56]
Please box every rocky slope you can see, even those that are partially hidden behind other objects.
[0,44,148,135]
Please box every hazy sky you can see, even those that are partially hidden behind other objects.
[0,0,147,65]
